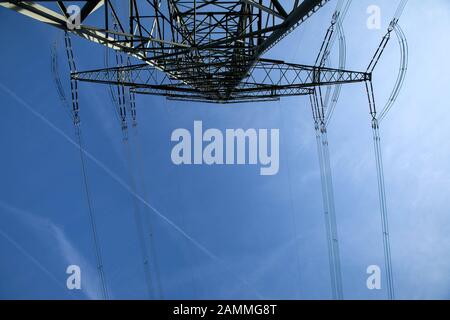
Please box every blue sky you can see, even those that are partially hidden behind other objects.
[1,0,450,300]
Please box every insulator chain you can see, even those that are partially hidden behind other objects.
[127,57,138,128]
[64,31,80,125]
[367,19,399,74]
[315,11,339,68]
[113,22,129,137]
[310,88,327,133]
[63,31,109,299]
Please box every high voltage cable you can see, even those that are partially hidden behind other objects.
[111,22,156,298]
[377,1,409,301]
[372,121,395,299]
[51,36,72,120]
[63,31,109,300]
[131,127,164,299]
[364,0,409,300]
[379,23,408,122]
[325,0,352,125]
[126,55,165,299]
[44,0,407,301]
[311,89,343,298]
[4,82,264,299]
[311,90,343,300]
[106,11,166,298]
[102,9,164,298]
[123,136,155,298]
[311,98,337,298]
[58,31,159,298]
[74,125,109,299]
[321,128,343,299]
[394,0,408,19]
[310,3,353,298]
[104,46,122,126]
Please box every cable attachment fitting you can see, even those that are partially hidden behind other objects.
[365,80,377,121]
[320,122,327,134]
[371,118,380,130]
[331,11,340,25]
[73,113,81,126]
[388,18,399,33]
[121,120,128,141]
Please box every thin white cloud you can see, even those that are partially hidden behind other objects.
[0,200,100,299]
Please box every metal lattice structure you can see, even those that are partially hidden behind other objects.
[0,0,369,103]
[1,0,408,301]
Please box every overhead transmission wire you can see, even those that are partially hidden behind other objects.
[125,56,164,299]
[62,31,109,300]
[312,9,342,300]
[131,123,165,299]
[309,0,353,299]
[41,24,261,300]
[283,3,350,299]
[113,1,167,298]
[103,45,122,126]
[43,39,263,299]
[364,0,409,300]
[51,36,72,120]
[125,60,165,299]
[310,90,342,300]
[379,17,409,121]
[324,0,352,126]
[109,19,158,299]
[322,0,347,105]
[105,4,164,298]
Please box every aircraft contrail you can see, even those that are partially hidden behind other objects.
[0,82,264,299]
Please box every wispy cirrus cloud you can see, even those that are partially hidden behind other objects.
[0,200,100,299]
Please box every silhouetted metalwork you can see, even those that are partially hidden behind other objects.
[1,0,409,301]
[0,0,370,103]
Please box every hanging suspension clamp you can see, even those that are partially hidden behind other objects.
[366,80,375,116]
[122,120,128,132]
[129,89,138,128]
[119,118,129,142]
[365,79,380,126]
[310,88,327,133]
[73,109,81,126]
[127,57,138,129]
[331,11,340,25]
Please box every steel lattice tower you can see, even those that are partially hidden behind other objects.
[1,0,369,102]
[1,0,405,300]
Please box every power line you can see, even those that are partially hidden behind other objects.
[379,23,408,122]
[363,0,409,300]
[310,89,343,300]
[309,4,353,298]
[131,127,165,299]
[325,0,352,126]
[64,31,109,300]
[114,33,155,300]
[2,0,412,300]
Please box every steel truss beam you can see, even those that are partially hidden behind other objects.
[0,0,339,102]
[71,58,368,103]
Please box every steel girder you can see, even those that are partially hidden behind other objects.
[0,1,369,103]
[71,58,369,103]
